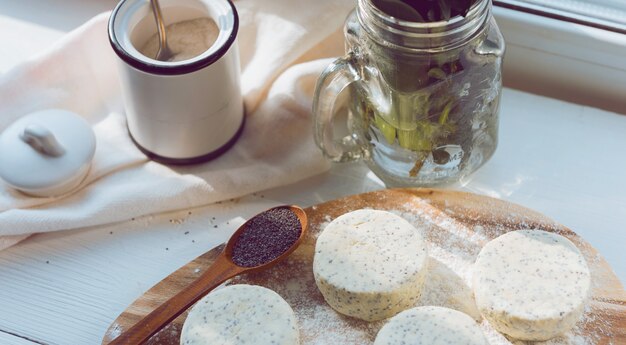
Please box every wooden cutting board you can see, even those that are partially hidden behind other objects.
[102,189,626,344]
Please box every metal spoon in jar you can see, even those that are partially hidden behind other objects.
[150,0,174,61]
[108,205,308,345]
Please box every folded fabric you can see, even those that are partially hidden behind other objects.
[0,0,355,250]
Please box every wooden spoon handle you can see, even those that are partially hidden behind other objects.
[109,253,244,345]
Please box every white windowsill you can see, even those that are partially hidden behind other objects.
[494,5,626,114]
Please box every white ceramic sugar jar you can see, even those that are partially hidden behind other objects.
[108,0,244,164]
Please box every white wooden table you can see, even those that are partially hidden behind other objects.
[0,2,625,345]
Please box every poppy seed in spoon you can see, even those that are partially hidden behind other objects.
[231,208,302,267]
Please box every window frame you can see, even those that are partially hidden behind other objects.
[494,0,626,34]
[493,1,626,114]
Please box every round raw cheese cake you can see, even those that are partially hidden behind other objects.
[374,306,488,345]
[473,229,591,341]
[180,284,300,345]
[313,209,429,321]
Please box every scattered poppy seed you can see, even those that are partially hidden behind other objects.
[184,231,189,235]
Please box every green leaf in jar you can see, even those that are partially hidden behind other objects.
[375,90,428,131]
[397,121,439,151]
[398,128,431,151]
[438,101,453,125]
[428,67,447,80]
[374,113,397,144]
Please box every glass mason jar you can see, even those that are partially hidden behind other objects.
[313,0,505,187]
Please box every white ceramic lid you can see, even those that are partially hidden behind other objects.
[0,109,96,197]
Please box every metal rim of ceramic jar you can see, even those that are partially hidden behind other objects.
[107,0,239,76]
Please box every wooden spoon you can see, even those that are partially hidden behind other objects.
[108,205,308,345]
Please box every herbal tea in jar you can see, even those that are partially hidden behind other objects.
[313,0,504,186]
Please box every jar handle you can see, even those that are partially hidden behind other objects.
[312,53,363,162]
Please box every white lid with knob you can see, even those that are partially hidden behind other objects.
[0,109,96,197]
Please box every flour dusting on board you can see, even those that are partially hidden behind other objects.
[390,200,613,345]
[479,301,615,345]
[226,194,616,345]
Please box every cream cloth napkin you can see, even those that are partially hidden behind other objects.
[0,0,354,250]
